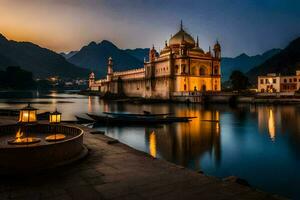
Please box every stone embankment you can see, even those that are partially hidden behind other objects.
[0,116,287,199]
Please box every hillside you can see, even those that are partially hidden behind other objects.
[68,40,144,76]
[247,37,300,83]
[124,48,149,61]
[60,51,79,59]
[221,48,281,81]
[0,34,88,78]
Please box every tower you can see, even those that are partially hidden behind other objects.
[149,45,156,63]
[213,40,221,59]
[89,72,95,88]
[106,57,113,81]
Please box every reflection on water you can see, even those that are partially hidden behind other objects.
[149,131,157,158]
[268,109,275,141]
[1,91,300,198]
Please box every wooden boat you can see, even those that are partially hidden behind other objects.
[102,111,172,117]
[86,113,195,125]
[75,115,95,123]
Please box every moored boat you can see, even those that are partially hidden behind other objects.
[86,113,196,125]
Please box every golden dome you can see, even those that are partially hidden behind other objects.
[169,28,195,47]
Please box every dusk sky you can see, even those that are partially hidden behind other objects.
[1,0,300,57]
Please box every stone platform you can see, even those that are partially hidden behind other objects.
[0,118,286,200]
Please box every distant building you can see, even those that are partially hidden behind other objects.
[89,22,221,99]
[258,71,300,93]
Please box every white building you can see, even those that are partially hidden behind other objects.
[258,71,300,93]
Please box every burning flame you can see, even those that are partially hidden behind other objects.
[15,128,24,143]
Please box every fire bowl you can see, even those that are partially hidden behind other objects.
[0,124,86,173]
[7,137,41,145]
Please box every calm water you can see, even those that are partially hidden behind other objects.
[0,90,300,199]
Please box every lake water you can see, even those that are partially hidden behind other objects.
[0,90,299,199]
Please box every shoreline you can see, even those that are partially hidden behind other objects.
[79,90,300,105]
[0,116,287,199]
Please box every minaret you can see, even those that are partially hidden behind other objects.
[180,20,183,30]
[213,40,221,59]
[180,34,187,56]
[106,57,113,81]
[149,45,156,63]
[89,72,95,89]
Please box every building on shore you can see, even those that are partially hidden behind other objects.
[257,71,300,93]
[89,22,221,99]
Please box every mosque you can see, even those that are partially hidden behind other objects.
[88,22,221,99]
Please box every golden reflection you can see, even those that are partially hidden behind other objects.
[149,131,157,158]
[145,107,221,168]
[268,109,275,141]
[88,96,92,113]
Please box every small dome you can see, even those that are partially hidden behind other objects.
[191,47,204,54]
[169,29,195,47]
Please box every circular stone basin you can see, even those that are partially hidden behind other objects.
[45,134,66,142]
[0,124,86,172]
[7,137,41,145]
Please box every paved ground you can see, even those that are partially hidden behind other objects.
[0,118,286,200]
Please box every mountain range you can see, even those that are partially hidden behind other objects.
[222,49,281,81]
[1,32,298,83]
[247,37,300,83]
[66,40,145,77]
[63,40,281,81]
[0,34,88,78]
[60,51,78,59]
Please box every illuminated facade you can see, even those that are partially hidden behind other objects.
[89,23,221,99]
[258,71,300,93]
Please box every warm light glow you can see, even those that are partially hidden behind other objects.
[45,134,66,142]
[49,112,61,124]
[8,127,41,145]
[268,109,275,141]
[15,128,23,143]
[149,131,157,158]
[88,96,92,113]
[18,110,37,123]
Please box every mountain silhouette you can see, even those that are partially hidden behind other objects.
[0,34,88,78]
[247,37,300,83]
[222,48,281,81]
[60,51,78,59]
[67,40,144,76]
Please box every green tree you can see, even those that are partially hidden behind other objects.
[229,70,250,91]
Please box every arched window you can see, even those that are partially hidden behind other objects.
[184,84,187,91]
[200,67,206,75]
